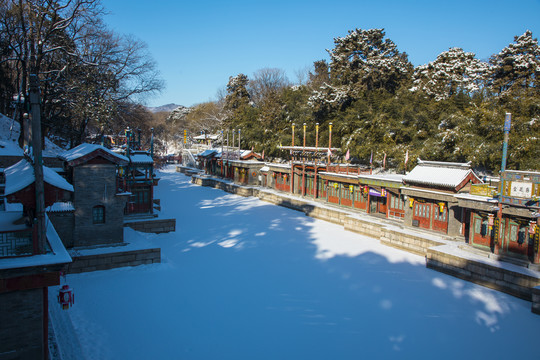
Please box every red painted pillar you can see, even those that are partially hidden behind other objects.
[534,219,540,264]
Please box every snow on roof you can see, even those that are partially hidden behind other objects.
[194,134,219,140]
[130,153,154,164]
[197,149,218,158]
[454,193,498,204]
[403,159,478,189]
[0,211,29,232]
[59,143,128,164]
[46,201,75,212]
[319,171,359,180]
[357,173,405,183]
[4,159,74,196]
[0,139,23,156]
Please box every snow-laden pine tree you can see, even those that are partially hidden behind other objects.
[490,30,540,95]
[410,47,490,101]
[225,74,251,111]
[327,28,412,94]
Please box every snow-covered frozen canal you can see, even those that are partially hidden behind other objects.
[55,167,540,359]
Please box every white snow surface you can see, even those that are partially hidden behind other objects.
[4,159,74,195]
[53,166,540,359]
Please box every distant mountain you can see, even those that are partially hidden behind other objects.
[147,103,182,113]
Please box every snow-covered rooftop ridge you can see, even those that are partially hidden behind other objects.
[417,158,472,169]
[129,152,154,164]
[4,159,74,196]
[59,143,128,164]
[194,134,220,140]
[357,173,405,183]
[503,169,540,176]
[404,159,478,189]
[46,201,75,212]
[319,171,359,180]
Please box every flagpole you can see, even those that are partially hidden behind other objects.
[370,150,373,175]
[327,122,332,167]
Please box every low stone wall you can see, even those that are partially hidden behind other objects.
[427,245,540,301]
[532,287,540,314]
[258,190,312,213]
[344,216,384,239]
[125,218,176,233]
[66,248,161,274]
[309,206,350,226]
[380,228,444,257]
[192,176,255,197]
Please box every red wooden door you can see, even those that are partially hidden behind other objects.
[432,205,448,233]
[413,202,431,229]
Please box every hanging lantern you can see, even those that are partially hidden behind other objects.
[488,214,494,226]
[363,185,368,193]
[349,185,354,193]
[118,166,124,177]
[530,221,537,235]
[333,183,338,189]
[409,198,414,208]
[58,285,74,310]
[284,174,287,180]
[381,188,386,197]
[438,202,445,213]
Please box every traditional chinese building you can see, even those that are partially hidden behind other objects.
[124,150,159,215]
[1,159,72,359]
[497,171,540,262]
[57,143,130,247]
[401,160,482,236]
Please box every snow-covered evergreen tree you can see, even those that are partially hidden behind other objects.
[327,28,412,94]
[225,74,251,111]
[490,30,540,95]
[410,47,489,101]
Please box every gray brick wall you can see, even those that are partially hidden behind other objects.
[48,212,74,248]
[73,164,127,247]
[0,288,44,360]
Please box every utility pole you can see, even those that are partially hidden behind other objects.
[29,74,46,254]
[495,113,512,255]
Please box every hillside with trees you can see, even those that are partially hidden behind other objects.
[217,28,539,172]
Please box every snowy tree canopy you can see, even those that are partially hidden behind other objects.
[490,30,540,94]
[410,47,490,101]
[327,28,412,94]
[225,74,251,111]
[307,83,351,111]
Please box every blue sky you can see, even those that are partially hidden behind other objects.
[101,0,540,108]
